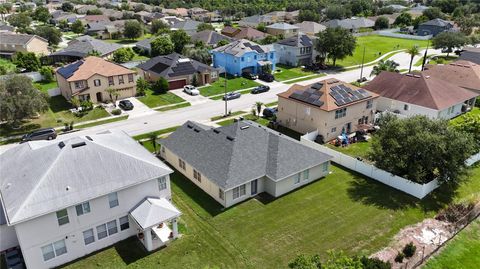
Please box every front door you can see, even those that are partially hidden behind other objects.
[251,179,258,195]
[96,92,102,102]
[346,122,351,133]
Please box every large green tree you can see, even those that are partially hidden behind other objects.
[288,254,322,269]
[113,47,135,63]
[393,12,412,26]
[432,32,468,56]
[183,47,211,65]
[170,30,191,53]
[150,35,175,56]
[123,20,144,40]
[369,115,476,184]
[152,77,169,94]
[298,9,320,22]
[370,59,399,76]
[0,75,49,126]
[7,13,32,29]
[374,16,389,30]
[61,2,74,12]
[315,27,356,66]
[35,26,62,46]
[150,19,169,35]
[71,20,85,35]
[197,22,215,32]
[13,52,41,72]
[33,6,51,24]
[451,112,480,151]
[423,7,446,20]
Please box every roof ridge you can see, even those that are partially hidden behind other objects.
[418,74,442,109]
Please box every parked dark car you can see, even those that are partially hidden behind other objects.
[262,107,278,118]
[251,85,270,94]
[223,92,241,100]
[242,72,257,80]
[118,100,134,110]
[21,128,57,142]
[258,73,274,82]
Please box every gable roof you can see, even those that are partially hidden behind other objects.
[266,22,299,30]
[240,15,274,24]
[420,18,452,27]
[221,26,241,35]
[458,47,480,65]
[278,78,378,112]
[212,39,273,57]
[137,53,214,78]
[294,21,326,34]
[170,19,202,32]
[191,30,234,46]
[0,32,47,46]
[234,27,268,40]
[323,17,375,30]
[423,60,480,93]
[130,198,181,229]
[56,56,135,81]
[0,131,173,225]
[276,33,313,47]
[82,14,110,23]
[58,35,122,57]
[161,121,332,190]
[363,72,478,110]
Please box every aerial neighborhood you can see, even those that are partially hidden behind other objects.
[0,0,479,268]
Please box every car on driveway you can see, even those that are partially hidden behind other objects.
[262,107,278,118]
[21,128,57,142]
[242,72,258,80]
[251,85,270,94]
[258,73,274,82]
[223,92,241,100]
[118,99,134,110]
[183,85,200,95]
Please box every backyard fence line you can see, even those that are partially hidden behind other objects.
[377,29,432,40]
[300,130,439,199]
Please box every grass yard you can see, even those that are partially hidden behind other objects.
[326,141,372,160]
[104,34,153,45]
[217,114,270,127]
[274,65,319,81]
[284,73,327,84]
[415,55,458,67]
[75,115,129,129]
[62,162,480,269]
[211,111,245,121]
[450,107,480,125]
[423,218,480,269]
[137,89,186,108]
[0,58,16,74]
[199,76,261,97]
[132,126,180,141]
[155,102,191,112]
[333,35,429,68]
[34,80,58,92]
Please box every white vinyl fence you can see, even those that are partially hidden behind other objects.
[47,88,61,96]
[466,152,480,166]
[300,131,439,199]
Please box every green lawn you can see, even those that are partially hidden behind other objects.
[0,58,16,74]
[104,34,153,44]
[132,126,180,141]
[284,73,327,84]
[217,114,270,126]
[0,96,110,137]
[423,218,480,269]
[62,161,480,269]
[75,115,129,129]
[415,55,458,67]
[211,111,245,121]
[137,89,186,108]
[132,53,150,61]
[326,141,372,160]
[274,65,319,81]
[333,35,429,68]
[155,102,191,112]
[450,107,480,125]
[34,80,58,92]
[199,76,261,97]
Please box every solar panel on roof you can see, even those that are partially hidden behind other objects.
[289,88,324,107]
[311,83,323,90]
[335,99,346,106]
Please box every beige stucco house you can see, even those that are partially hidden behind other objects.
[266,22,300,38]
[0,32,49,57]
[55,56,136,103]
[277,78,378,141]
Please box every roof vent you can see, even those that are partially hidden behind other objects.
[71,141,87,148]
[226,136,235,141]
[194,128,200,133]
[213,129,220,134]
[187,124,193,129]
[86,136,93,141]
[58,141,65,149]
[66,186,71,191]
[240,126,249,130]
[425,75,430,79]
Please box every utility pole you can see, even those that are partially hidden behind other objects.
[421,40,429,71]
[359,46,366,81]
[224,68,228,116]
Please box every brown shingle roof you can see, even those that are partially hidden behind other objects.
[234,27,267,40]
[58,56,135,82]
[221,26,240,35]
[423,60,480,93]
[278,78,378,112]
[363,72,479,110]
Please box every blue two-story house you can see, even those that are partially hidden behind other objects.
[211,39,276,76]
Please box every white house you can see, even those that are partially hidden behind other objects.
[364,72,478,120]
[160,121,333,208]
[0,131,181,269]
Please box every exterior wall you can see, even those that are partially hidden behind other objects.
[0,37,49,55]
[56,73,72,100]
[212,50,277,76]
[14,177,172,269]
[139,69,218,88]
[271,163,329,197]
[274,44,313,67]
[277,96,377,141]
[266,28,298,38]
[0,224,18,251]
[417,25,451,36]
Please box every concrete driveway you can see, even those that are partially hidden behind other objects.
[170,88,212,105]
[116,97,156,118]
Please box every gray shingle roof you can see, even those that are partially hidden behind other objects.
[211,39,274,57]
[161,121,332,190]
[190,30,234,47]
[276,34,313,47]
[458,48,480,65]
[0,131,173,225]
[420,18,452,27]
[0,32,47,46]
[137,52,215,78]
[59,35,122,57]
[266,22,300,30]
[170,19,202,32]
[323,18,375,30]
[294,21,326,34]
[130,198,181,229]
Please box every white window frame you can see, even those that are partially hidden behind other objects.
[93,79,101,86]
[83,229,95,245]
[96,224,108,240]
[158,176,167,191]
[128,73,134,83]
[56,209,69,226]
[119,216,130,231]
[193,169,202,182]
[108,76,114,86]
[335,108,347,119]
[75,202,91,216]
[232,184,246,200]
[107,220,118,236]
[41,239,67,261]
[108,192,119,208]
[219,188,224,200]
[118,75,124,84]
[322,162,328,172]
[294,173,301,184]
[303,169,309,181]
[366,99,373,109]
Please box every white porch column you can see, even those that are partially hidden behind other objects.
[172,218,178,238]
[144,228,153,251]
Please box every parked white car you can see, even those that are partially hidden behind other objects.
[183,85,199,95]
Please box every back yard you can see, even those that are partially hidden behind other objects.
[273,65,321,81]
[333,35,429,68]
[199,76,261,97]
[61,159,480,269]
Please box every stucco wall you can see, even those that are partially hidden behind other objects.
[14,177,172,269]
[0,224,18,251]
[272,163,329,197]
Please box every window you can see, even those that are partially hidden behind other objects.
[178,159,186,170]
[211,72,218,78]
[331,127,337,133]
[404,104,409,111]
[83,229,95,245]
[107,220,118,236]
[193,169,202,182]
[119,216,129,230]
[118,75,124,84]
[232,184,246,200]
[219,188,224,200]
[41,240,67,261]
[108,76,114,86]
[294,173,301,184]
[366,100,373,109]
[96,224,107,240]
[322,162,328,172]
[158,176,167,191]
[241,57,244,62]
[254,55,257,60]
[108,192,119,208]
[128,74,134,83]
[75,202,91,216]
[56,209,69,226]
[303,169,309,181]
[447,106,454,114]
[335,108,347,119]
[79,94,90,101]
[94,79,101,86]
[74,81,84,89]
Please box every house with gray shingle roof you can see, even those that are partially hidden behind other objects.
[294,21,326,36]
[323,17,375,32]
[170,19,202,35]
[160,120,333,207]
[48,36,122,64]
[0,131,181,268]
[190,30,234,47]
[417,18,455,36]
[0,32,49,57]
[266,22,300,38]
[274,33,315,66]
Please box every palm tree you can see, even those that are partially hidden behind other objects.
[406,45,420,73]
[106,88,120,107]
[370,59,400,76]
[148,132,157,154]
[255,102,263,116]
